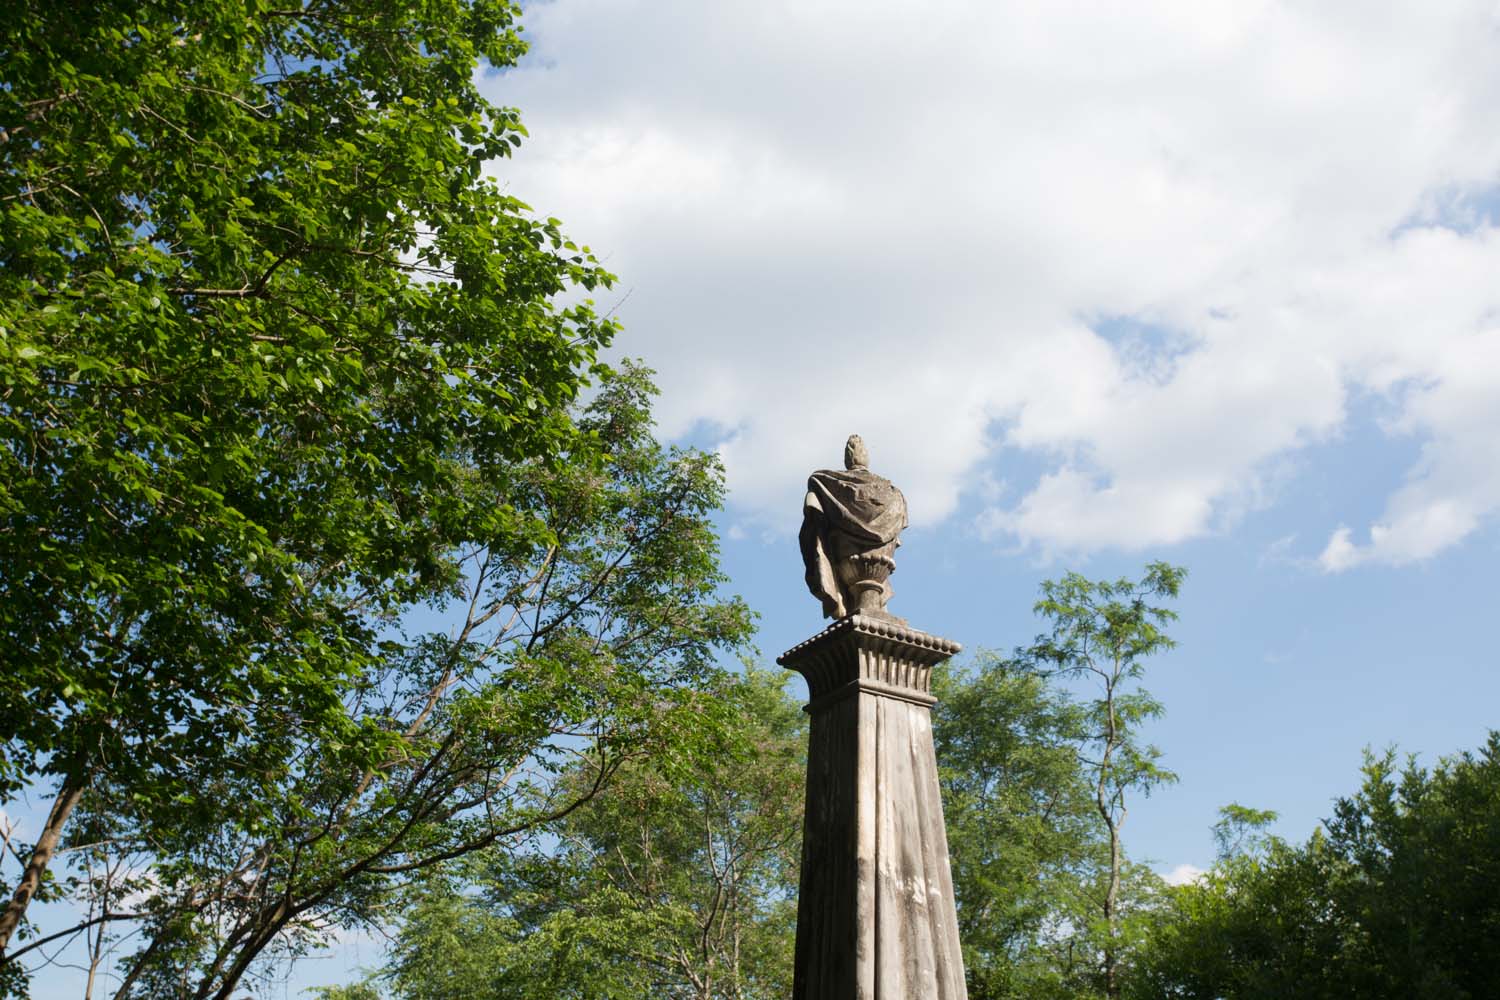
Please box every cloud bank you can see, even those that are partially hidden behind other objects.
[485,0,1500,567]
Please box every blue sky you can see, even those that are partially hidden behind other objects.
[485,0,1500,882]
[722,434,1500,880]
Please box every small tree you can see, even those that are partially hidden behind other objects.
[385,666,806,1000]
[1022,562,1185,1000]
[1212,803,1279,862]
[932,653,1105,1000]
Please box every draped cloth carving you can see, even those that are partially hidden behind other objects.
[799,435,908,621]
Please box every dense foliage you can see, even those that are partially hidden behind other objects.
[1128,735,1500,1000]
[47,366,750,999]
[2,0,602,817]
[0,2,753,996]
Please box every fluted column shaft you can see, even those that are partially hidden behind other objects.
[779,615,968,1000]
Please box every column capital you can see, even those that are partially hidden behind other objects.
[778,615,962,706]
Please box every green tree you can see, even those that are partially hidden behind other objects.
[308,985,382,1000]
[14,365,753,999]
[0,1,757,991]
[1128,733,1500,1000]
[1211,803,1278,862]
[0,0,613,954]
[385,666,805,1000]
[1021,562,1185,1000]
[932,653,1106,1000]
[1125,832,1346,1000]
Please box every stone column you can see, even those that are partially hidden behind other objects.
[778,614,968,1000]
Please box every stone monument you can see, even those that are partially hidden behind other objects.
[779,436,968,1000]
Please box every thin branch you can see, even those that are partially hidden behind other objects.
[168,252,292,299]
[2,912,143,966]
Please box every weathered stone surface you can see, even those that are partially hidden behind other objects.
[779,615,968,1000]
[800,435,909,622]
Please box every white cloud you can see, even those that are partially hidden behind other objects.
[1162,862,1207,886]
[485,0,1500,563]
[1318,321,1500,569]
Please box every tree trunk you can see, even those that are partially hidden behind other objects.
[0,773,85,955]
[1100,672,1122,1000]
[1103,818,1121,1000]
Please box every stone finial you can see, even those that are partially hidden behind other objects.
[799,435,908,622]
[844,433,869,471]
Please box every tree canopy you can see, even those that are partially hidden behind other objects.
[1128,734,1500,1000]
[1,2,756,994]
